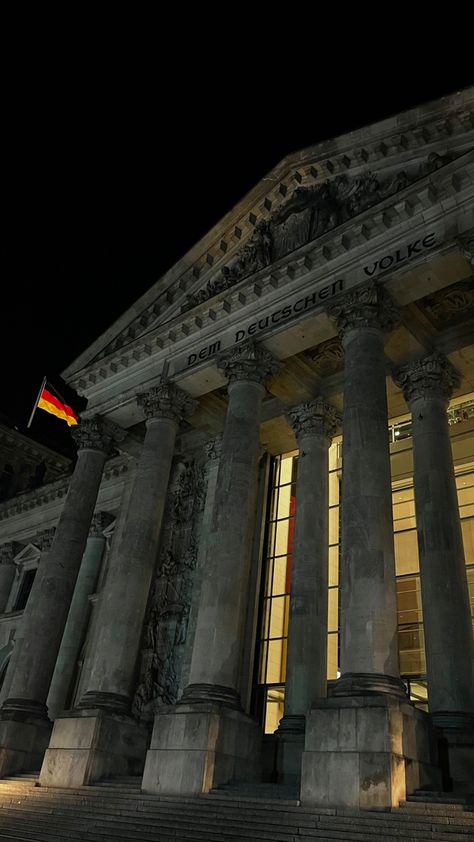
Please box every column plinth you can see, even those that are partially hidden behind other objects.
[143,341,281,796]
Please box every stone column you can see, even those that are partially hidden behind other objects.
[301,284,440,809]
[40,380,196,788]
[0,544,16,613]
[276,399,339,784]
[330,282,402,696]
[0,417,110,777]
[185,341,281,702]
[394,354,474,727]
[143,340,281,795]
[46,512,113,721]
[80,382,196,711]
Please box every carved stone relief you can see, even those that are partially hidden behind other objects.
[184,152,457,310]
[132,458,206,720]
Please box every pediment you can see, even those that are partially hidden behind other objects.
[14,542,40,563]
[62,89,474,383]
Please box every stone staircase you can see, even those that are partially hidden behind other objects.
[0,774,472,841]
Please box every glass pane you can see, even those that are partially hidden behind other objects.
[329,442,340,471]
[266,639,285,683]
[462,519,474,565]
[397,576,423,624]
[268,595,289,639]
[329,472,340,507]
[327,632,338,680]
[279,456,294,487]
[398,625,426,675]
[394,530,419,576]
[275,518,292,557]
[329,507,340,546]
[328,587,338,633]
[265,686,285,734]
[328,545,339,587]
[272,556,289,596]
[277,484,292,520]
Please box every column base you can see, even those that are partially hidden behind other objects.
[331,672,407,698]
[274,715,305,786]
[435,719,474,794]
[301,694,441,809]
[0,705,52,778]
[142,701,262,796]
[39,708,149,788]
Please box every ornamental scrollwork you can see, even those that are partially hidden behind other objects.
[393,353,460,405]
[286,398,341,442]
[184,152,456,310]
[71,418,113,454]
[217,340,281,386]
[329,281,399,338]
[137,381,197,423]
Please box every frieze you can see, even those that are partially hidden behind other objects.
[0,543,17,565]
[184,153,456,310]
[394,353,461,405]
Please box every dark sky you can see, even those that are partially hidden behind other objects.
[3,66,473,457]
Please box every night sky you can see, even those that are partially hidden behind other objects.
[3,68,473,458]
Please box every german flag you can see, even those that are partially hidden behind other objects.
[37,385,78,426]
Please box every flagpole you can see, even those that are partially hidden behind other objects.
[47,380,69,406]
[27,376,47,429]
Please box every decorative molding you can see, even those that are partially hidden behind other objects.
[137,381,197,423]
[66,154,474,395]
[204,435,223,462]
[184,152,458,310]
[217,340,281,386]
[458,230,474,267]
[286,398,341,442]
[71,417,113,453]
[306,336,345,376]
[0,542,16,565]
[329,281,400,339]
[89,511,114,538]
[0,456,129,522]
[37,527,56,552]
[393,352,461,404]
[132,459,207,719]
[424,280,474,324]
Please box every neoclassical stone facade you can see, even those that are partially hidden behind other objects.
[0,89,474,808]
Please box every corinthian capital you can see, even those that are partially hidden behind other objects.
[137,381,197,423]
[329,281,399,340]
[71,417,113,453]
[394,353,460,405]
[286,398,340,443]
[89,511,114,537]
[218,340,281,386]
[204,435,223,462]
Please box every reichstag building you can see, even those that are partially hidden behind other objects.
[0,86,473,811]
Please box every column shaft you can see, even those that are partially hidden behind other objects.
[2,421,109,718]
[330,282,402,694]
[186,342,280,703]
[81,383,196,710]
[283,400,338,725]
[395,354,474,724]
[46,515,110,720]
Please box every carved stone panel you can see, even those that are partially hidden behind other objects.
[131,458,206,720]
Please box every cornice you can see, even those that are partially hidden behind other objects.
[0,424,71,471]
[0,454,130,522]
[68,155,474,407]
[62,99,474,382]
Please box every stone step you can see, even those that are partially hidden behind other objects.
[408,793,471,805]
